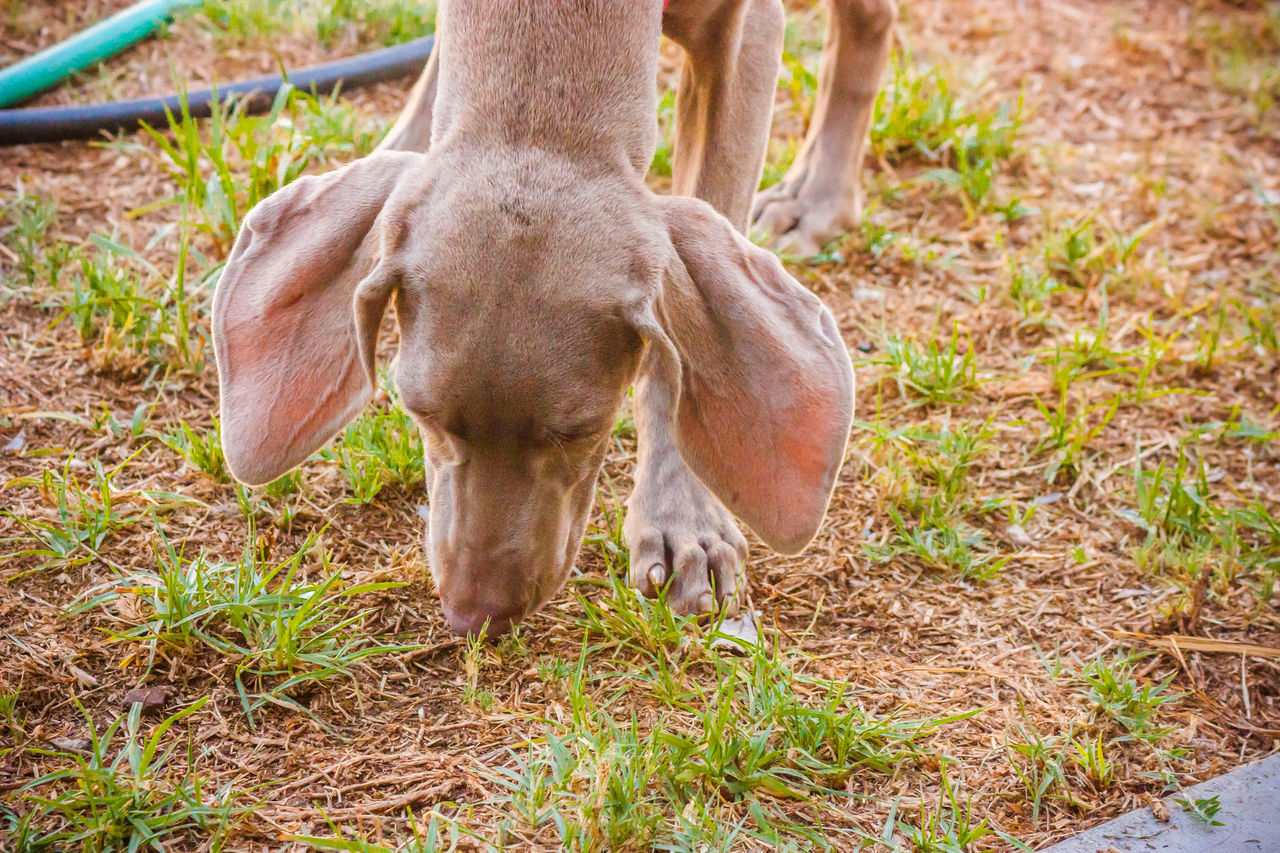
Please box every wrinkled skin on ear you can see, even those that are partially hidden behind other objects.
[644,196,855,555]
[212,151,422,485]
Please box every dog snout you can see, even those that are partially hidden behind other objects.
[441,595,526,638]
[421,454,597,638]
[432,543,544,638]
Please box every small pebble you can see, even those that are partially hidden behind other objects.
[121,685,177,715]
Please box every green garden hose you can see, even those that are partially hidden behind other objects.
[0,0,201,108]
[0,36,436,146]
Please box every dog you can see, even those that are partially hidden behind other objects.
[211,0,893,637]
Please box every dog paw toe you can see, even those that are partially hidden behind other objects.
[623,470,748,616]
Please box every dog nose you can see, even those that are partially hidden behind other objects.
[441,599,523,638]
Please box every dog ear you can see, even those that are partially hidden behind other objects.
[645,196,855,554]
[212,151,422,485]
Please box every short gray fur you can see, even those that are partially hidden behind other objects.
[1041,753,1280,852]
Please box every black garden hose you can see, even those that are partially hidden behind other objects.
[0,35,434,146]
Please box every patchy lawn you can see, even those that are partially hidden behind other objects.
[1,0,1277,850]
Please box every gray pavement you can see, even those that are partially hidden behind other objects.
[1041,753,1280,852]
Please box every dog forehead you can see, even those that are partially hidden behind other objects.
[423,213,647,290]
[396,289,639,424]
[387,155,655,420]
[390,151,662,281]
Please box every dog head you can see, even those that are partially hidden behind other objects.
[212,149,853,636]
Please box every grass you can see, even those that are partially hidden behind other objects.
[1192,2,1280,127]
[3,83,383,378]
[1032,384,1120,486]
[2,455,201,575]
[321,374,425,504]
[897,765,992,853]
[1008,264,1062,326]
[868,510,1008,581]
[197,0,437,48]
[1,194,69,292]
[1124,446,1280,616]
[2,699,243,851]
[0,0,1277,849]
[871,48,1023,168]
[1078,651,1183,744]
[297,812,472,852]
[859,419,1010,580]
[875,328,979,407]
[138,82,384,254]
[1070,733,1115,790]
[1040,214,1157,291]
[650,88,676,179]
[61,237,189,372]
[1174,793,1224,827]
[1130,450,1214,546]
[491,608,978,850]
[4,219,208,374]
[74,530,415,725]
[1005,721,1081,824]
[160,418,229,482]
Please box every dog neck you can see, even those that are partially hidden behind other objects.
[428,0,663,179]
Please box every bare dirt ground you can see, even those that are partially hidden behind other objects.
[1,0,1277,850]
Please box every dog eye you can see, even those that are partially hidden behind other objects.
[548,426,597,446]
[407,408,438,428]
[409,409,467,441]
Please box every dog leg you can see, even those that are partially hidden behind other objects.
[751,0,896,255]
[624,344,750,618]
[621,0,782,617]
[663,0,785,229]
[376,48,440,153]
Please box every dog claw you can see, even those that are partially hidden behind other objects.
[624,453,748,617]
[648,565,667,590]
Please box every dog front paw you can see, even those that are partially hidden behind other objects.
[751,174,861,257]
[623,461,748,617]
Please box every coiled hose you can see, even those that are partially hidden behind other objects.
[0,35,434,146]
[0,0,202,108]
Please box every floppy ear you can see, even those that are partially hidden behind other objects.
[647,196,855,554]
[212,151,421,485]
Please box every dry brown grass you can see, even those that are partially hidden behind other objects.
[1,0,1277,850]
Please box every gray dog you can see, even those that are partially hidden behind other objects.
[212,0,893,636]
